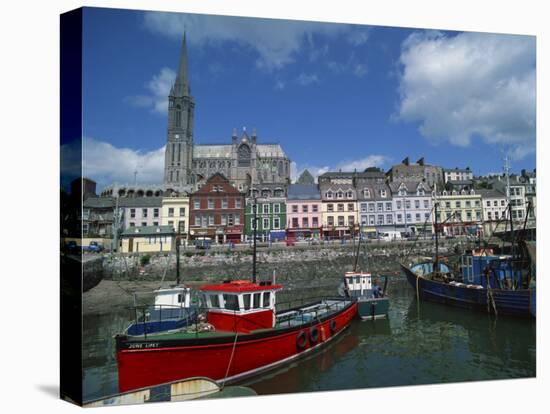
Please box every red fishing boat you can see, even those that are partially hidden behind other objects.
[115,280,356,392]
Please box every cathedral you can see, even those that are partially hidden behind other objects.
[101,34,291,198]
[163,34,291,194]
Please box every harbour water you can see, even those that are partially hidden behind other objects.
[82,275,535,402]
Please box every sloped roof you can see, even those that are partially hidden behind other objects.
[287,184,321,200]
[119,197,163,208]
[193,145,232,158]
[83,197,115,209]
[476,189,506,199]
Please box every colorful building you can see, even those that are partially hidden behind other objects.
[389,181,433,235]
[318,172,359,239]
[434,189,482,236]
[477,188,507,236]
[161,195,190,239]
[244,184,287,241]
[286,184,322,240]
[120,225,175,253]
[357,182,394,236]
[189,173,245,244]
[121,197,163,229]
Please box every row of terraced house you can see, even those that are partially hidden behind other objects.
[81,158,536,252]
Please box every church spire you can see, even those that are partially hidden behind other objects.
[172,32,190,97]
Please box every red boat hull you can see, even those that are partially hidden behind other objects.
[117,301,357,392]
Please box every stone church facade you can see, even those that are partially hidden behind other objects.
[164,35,291,194]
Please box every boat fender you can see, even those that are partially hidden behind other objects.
[309,326,319,344]
[329,319,337,334]
[296,330,308,350]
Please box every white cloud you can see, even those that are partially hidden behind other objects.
[327,52,368,78]
[291,155,389,182]
[397,31,535,158]
[82,138,165,187]
[125,67,176,114]
[347,28,371,46]
[274,80,286,90]
[143,12,348,71]
[296,72,319,86]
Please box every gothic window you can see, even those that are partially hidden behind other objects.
[209,161,216,169]
[278,161,283,176]
[238,144,251,167]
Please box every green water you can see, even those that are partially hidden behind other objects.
[82,276,535,402]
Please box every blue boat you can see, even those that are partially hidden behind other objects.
[126,286,199,336]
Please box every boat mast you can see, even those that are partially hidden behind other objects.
[176,235,181,285]
[251,176,258,283]
[353,224,362,272]
[504,155,515,258]
[434,201,439,273]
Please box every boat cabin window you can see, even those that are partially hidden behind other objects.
[263,291,271,308]
[210,294,220,308]
[253,292,261,308]
[177,293,185,303]
[243,293,251,310]
[223,294,240,311]
[354,276,360,284]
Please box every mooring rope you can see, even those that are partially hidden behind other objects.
[221,331,239,390]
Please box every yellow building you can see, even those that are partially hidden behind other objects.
[321,199,359,239]
[121,225,175,253]
[434,189,482,236]
[161,196,190,239]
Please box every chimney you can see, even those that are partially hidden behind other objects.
[402,157,409,166]
[417,157,424,166]
[252,127,257,144]
[232,127,237,144]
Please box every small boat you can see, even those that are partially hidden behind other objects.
[125,285,199,336]
[116,280,356,392]
[339,272,389,320]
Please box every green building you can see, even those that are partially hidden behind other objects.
[244,196,287,241]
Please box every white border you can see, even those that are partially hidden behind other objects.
[1,0,546,413]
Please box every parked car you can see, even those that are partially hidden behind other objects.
[286,238,295,247]
[63,240,81,254]
[83,241,104,253]
[195,239,212,250]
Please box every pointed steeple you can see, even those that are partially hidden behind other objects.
[172,32,190,97]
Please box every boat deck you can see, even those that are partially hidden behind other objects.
[126,299,349,341]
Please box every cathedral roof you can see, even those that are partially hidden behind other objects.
[193,143,287,159]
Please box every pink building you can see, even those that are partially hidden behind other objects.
[286,184,322,240]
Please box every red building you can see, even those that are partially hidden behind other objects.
[189,173,245,244]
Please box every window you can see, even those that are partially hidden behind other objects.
[406,213,412,222]
[466,201,471,208]
[208,215,214,226]
[312,205,318,213]
[210,294,220,308]
[386,202,392,211]
[488,212,492,220]
[424,213,429,220]
[415,213,420,222]
[168,207,174,217]
[363,189,371,198]
[153,221,159,226]
[179,207,185,216]
[326,191,333,199]
[194,200,200,209]
[445,202,451,209]
[337,204,344,212]
[493,200,498,207]
[475,200,481,207]
[235,198,242,209]
[414,200,420,209]
[208,199,214,209]
[302,217,308,228]
[274,204,281,214]
[423,200,429,209]
[337,191,344,199]
[346,191,353,199]
[369,216,375,225]
[253,293,262,308]
[263,218,270,229]
[466,211,472,220]
[476,211,482,220]
[361,203,367,213]
[263,204,270,214]
[194,216,200,226]
[368,203,375,212]
[312,217,319,227]
[501,200,506,206]
[263,291,271,308]
[302,205,308,213]
[221,198,228,209]
[486,201,491,207]
[386,214,393,224]
[168,220,174,227]
[141,222,147,227]
[380,189,387,198]
[348,216,354,226]
[235,215,240,225]
[221,214,227,225]
[377,215,384,225]
[243,294,251,310]
[405,200,411,209]
[338,216,345,226]
[347,203,354,211]
[292,205,298,213]
[129,222,135,227]
[292,218,299,228]
[142,208,148,218]
[130,208,136,218]
[397,214,402,222]
[154,208,159,218]
[327,216,334,226]
[455,201,461,208]
[377,203,383,212]
[223,294,239,311]
[273,217,280,229]
[396,200,402,209]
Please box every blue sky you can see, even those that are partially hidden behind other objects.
[80,7,536,189]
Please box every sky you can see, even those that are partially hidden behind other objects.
[78,7,536,190]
